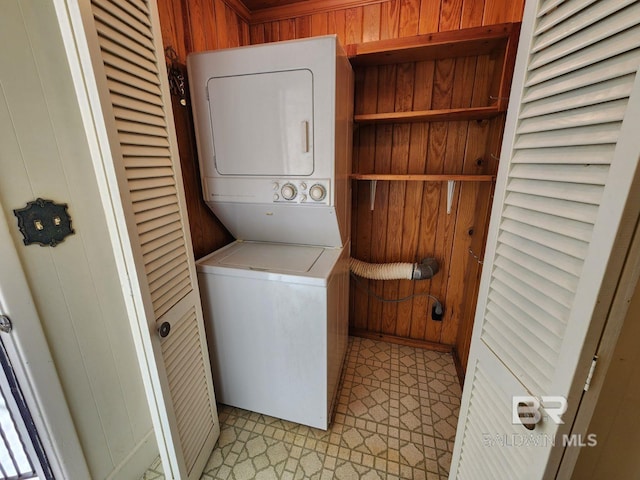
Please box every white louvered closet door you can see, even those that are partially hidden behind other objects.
[450,1,640,479]
[59,0,219,478]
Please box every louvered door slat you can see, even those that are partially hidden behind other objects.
[121,144,170,157]
[526,25,640,87]
[124,157,173,169]
[113,106,165,127]
[496,243,579,296]
[530,3,640,68]
[453,1,640,476]
[490,279,565,337]
[120,133,170,148]
[146,247,186,284]
[135,203,180,225]
[507,179,603,205]
[520,75,634,119]
[501,218,589,259]
[498,230,584,277]
[105,64,162,97]
[129,176,175,192]
[89,0,218,476]
[149,267,190,304]
[131,185,180,202]
[115,119,166,137]
[150,280,191,315]
[103,51,159,85]
[492,268,569,322]
[107,77,163,106]
[494,255,573,307]
[457,360,532,480]
[97,34,158,72]
[515,123,621,149]
[161,306,215,473]
[505,192,599,224]
[94,23,155,63]
[535,0,595,34]
[502,205,592,246]
[517,99,627,134]
[523,49,640,103]
[485,304,557,372]
[512,144,615,165]
[96,0,151,29]
[509,164,608,186]
[487,290,562,350]
[128,0,150,15]
[141,228,183,255]
[139,220,182,246]
[537,0,565,17]
[155,283,192,319]
[93,5,154,50]
[112,94,165,116]
[483,321,550,394]
[131,193,176,214]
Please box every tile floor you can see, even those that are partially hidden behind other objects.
[141,336,461,480]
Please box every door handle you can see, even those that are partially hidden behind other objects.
[301,120,309,153]
[158,322,171,338]
[0,315,12,334]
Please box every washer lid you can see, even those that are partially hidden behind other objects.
[216,242,323,273]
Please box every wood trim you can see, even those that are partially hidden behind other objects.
[347,23,514,66]
[354,105,501,123]
[452,348,466,387]
[249,0,386,24]
[350,328,453,353]
[497,22,521,111]
[223,0,251,22]
[351,174,496,182]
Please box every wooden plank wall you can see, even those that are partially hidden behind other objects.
[157,0,250,258]
[157,0,524,373]
[248,0,523,374]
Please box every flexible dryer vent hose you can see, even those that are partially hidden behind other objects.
[349,257,439,281]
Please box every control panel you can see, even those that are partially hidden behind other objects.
[272,179,329,205]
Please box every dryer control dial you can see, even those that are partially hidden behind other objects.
[309,184,327,202]
[281,183,297,201]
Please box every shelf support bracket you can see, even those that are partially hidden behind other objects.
[370,180,377,211]
[447,180,455,214]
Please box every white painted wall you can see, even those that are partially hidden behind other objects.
[0,2,156,478]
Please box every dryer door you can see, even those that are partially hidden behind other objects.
[208,69,314,176]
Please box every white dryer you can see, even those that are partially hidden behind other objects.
[189,36,353,429]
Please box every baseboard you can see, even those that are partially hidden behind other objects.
[452,348,466,388]
[349,328,453,353]
[106,429,158,480]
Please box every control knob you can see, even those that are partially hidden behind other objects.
[281,183,297,201]
[309,184,327,201]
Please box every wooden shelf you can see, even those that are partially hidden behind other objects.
[354,106,501,124]
[351,174,496,182]
[346,23,517,67]
[347,22,521,120]
[352,174,496,213]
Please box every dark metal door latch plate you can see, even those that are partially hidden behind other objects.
[13,198,74,247]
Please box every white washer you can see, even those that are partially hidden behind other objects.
[196,241,349,430]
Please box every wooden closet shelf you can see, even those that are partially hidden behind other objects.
[354,105,501,124]
[346,23,517,67]
[351,174,496,182]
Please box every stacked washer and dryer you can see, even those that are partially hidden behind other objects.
[188,36,354,430]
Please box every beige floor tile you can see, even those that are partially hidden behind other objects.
[141,336,461,480]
